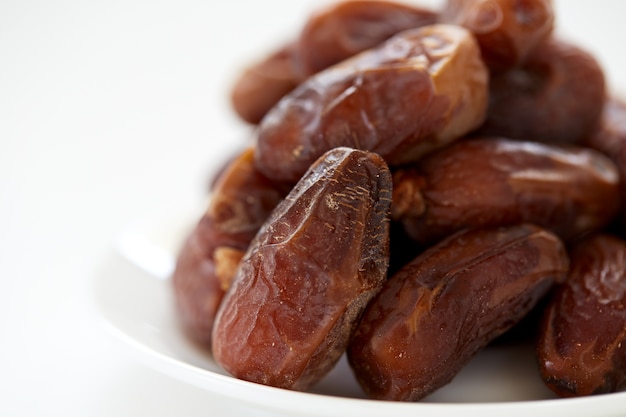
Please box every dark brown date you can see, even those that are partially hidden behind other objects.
[296,0,438,77]
[392,137,620,245]
[172,147,285,346]
[348,224,569,401]
[212,147,392,391]
[254,24,488,184]
[230,43,301,125]
[478,38,606,144]
[537,233,626,397]
[441,0,554,71]
[585,97,626,226]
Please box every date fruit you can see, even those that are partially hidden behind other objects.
[479,38,606,144]
[255,24,488,183]
[585,97,626,225]
[441,0,554,71]
[537,233,626,397]
[296,0,438,77]
[230,43,301,125]
[172,147,285,346]
[392,137,620,245]
[348,224,569,401]
[212,147,392,391]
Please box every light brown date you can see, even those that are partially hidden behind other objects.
[348,224,569,401]
[478,38,606,144]
[537,233,626,397]
[172,147,285,346]
[441,0,554,71]
[392,137,620,245]
[254,24,488,183]
[212,147,392,391]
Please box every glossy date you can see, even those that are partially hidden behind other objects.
[537,233,626,397]
[296,0,438,77]
[212,147,392,391]
[172,147,285,346]
[441,0,554,71]
[478,38,606,144]
[392,137,620,245]
[585,97,626,226]
[348,224,569,401]
[255,24,488,183]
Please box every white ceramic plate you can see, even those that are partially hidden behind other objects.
[93,206,626,417]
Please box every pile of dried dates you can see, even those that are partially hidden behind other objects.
[172,0,626,401]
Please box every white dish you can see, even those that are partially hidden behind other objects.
[93,207,626,417]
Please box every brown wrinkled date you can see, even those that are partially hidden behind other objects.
[348,224,569,401]
[211,147,392,391]
[254,23,489,183]
[171,0,626,404]
[392,137,620,245]
[172,148,285,346]
[538,234,626,397]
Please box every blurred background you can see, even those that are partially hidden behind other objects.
[1,0,625,416]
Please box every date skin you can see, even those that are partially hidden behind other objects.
[441,0,554,72]
[348,224,569,401]
[212,147,392,391]
[538,233,626,397]
[478,38,606,144]
[255,24,488,184]
[392,137,620,245]
[172,147,285,346]
[296,0,438,77]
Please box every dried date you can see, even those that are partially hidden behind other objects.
[212,147,392,391]
[172,147,285,346]
[230,43,301,125]
[537,233,626,397]
[478,38,606,144]
[585,97,626,226]
[348,224,569,401]
[296,0,438,77]
[254,24,488,183]
[441,0,554,71]
[392,137,620,245]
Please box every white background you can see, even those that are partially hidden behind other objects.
[1,1,626,416]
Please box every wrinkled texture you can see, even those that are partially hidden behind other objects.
[255,24,488,183]
[441,0,554,71]
[478,38,606,144]
[212,147,392,391]
[392,137,620,245]
[348,224,569,401]
[538,234,626,397]
[296,0,438,77]
[230,43,301,125]
[172,148,285,346]
[585,97,626,225]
